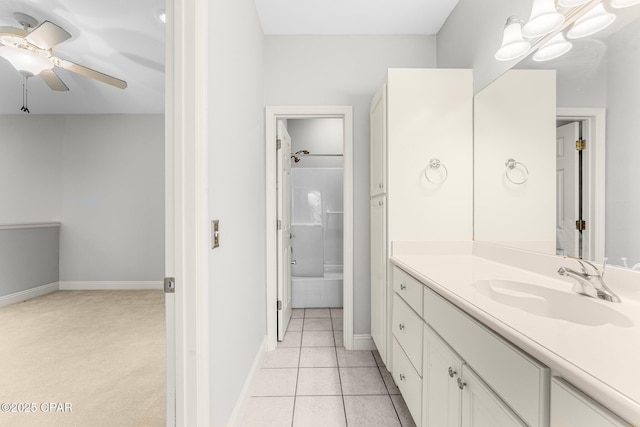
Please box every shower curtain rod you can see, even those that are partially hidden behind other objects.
[302,153,343,157]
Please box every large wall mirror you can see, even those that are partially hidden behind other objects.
[474,2,640,269]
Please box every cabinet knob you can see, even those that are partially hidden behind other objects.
[378,200,383,206]
[398,323,405,331]
[457,377,466,390]
[448,367,456,378]
[379,183,384,189]
[399,373,406,381]
[400,283,406,291]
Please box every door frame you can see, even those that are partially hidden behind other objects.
[265,106,354,351]
[556,107,606,262]
[166,0,210,426]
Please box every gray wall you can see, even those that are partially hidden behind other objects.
[208,0,266,425]
[264,35,437,335]
[0,227,59,297]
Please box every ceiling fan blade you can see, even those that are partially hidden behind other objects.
[55,57,127,89]
[25,21,71,50]
[39,69,69,91]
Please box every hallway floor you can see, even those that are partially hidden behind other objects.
[239,308,416,427]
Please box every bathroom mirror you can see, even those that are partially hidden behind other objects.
[474,5,640,269]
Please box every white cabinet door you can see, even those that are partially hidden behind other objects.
[370,84,387,197]
[461,366,527,427]
[423,325,462,427]
[370,195,387,361]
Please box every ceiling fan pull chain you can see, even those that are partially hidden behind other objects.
[21,76,26,112]
[23,76,30,114]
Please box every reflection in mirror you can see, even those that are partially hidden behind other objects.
[475,5,640,269]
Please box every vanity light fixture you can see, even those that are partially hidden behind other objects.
[557,0,590,7]
[495,17,531,61]
[611,0,640,7]
[567,3,616,38]
[533,32,573,61]
[522,0,565,38]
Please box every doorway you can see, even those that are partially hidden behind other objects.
[265,106,353,351]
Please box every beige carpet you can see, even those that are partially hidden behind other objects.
[0,290,165,427]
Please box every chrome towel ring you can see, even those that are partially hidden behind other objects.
[505,158,529,184]
[424,158,448,184]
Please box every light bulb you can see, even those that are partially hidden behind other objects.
[523,0,565,38]
[567,3,616,39]
[495,17,531,61]
[533,33,573,61]
[611,0,640,7]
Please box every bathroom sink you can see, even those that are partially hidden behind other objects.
[472,279,633,328]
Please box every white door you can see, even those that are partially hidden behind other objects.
[556,122,580,257]
[277,121,293,341]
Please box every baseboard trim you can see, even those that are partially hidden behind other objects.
[353,334,377,350]
[59,281,164,291]
[228,335,267,426]
[0,282,60,308]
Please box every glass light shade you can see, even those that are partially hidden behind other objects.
[523,0,565,38]
[567,3,616,39]
[558,0,590,7]
[495,18,531,61]
[611,0,640,7]
[533,33,573,61]
[0,46,53,76]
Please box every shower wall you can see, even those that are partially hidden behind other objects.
[291,167,343,308]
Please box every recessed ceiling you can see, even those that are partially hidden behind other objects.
[254,0,460,35]
[0,0,165,115]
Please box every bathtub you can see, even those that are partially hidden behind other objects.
[292,265,343,308]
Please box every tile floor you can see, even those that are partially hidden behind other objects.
[239,308,416,427]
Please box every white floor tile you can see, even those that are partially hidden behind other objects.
[334,331,343,347]
[251,368,298,397]
[293,396,346,427]
[279,331,302,348]
[299,347,338,368]
[391,394,417,427]
[296,368,342,396]
[332,317,343,331]
[239,397,295,427]
[292,309,305,319]
[302,331,335,347]
[343,395,401,427]
[336,348,377,367]
[304,318,333,331]
[340,367,388,395]
[288,318,304,332]
[380,366,401,395]
[262,347,301,369]
[305,308,331,318]
[330,308,343,319]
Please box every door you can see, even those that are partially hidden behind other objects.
[370,195,387,359]
[277,121,293,341]
[556,122,580,257]
[423,325,462,427]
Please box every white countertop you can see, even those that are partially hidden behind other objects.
[390,251,640,425]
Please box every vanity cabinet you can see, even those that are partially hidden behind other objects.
[370,68,473,365]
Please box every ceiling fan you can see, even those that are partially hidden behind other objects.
[0,12,127,111]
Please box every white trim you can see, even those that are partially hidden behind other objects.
[227,336,267,426]
[59,281,164,291]
[265,106,354,351]
[352,334,377,351]
[0,282,59,308]
[0,222,61,230]
[556,107,606,262]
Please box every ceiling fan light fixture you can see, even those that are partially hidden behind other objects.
[533,32,573,61]
[495,17,531,61]
[567,3,616,39]
[522,0,565,38]
[611,0,640,7]
[0,46,53,76]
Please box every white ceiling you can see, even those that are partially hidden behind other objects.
[0,0,459,115]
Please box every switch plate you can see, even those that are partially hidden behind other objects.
[212,220,220,249]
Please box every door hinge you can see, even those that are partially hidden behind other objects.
[576,139,586,151]
[277,300,282,310]
[164,277,175,294]
[277,219,282,230]
[576,220,586,231]
[276,139,281,150]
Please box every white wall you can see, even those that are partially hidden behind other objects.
[0,116,64,223]
[288,118,343,168]
[264,35,437,334]
[207,1,266,425]
[60,115,165,281]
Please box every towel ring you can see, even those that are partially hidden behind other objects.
[424,158,448,185]
[505,158,529,184]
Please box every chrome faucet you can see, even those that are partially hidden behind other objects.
[557,258,622,303]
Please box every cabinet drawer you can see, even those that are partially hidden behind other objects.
[392,266,423,317]
[392,294,423,375]
[392,337,422,425]
[424,286,549,427]
[551,377,630,427]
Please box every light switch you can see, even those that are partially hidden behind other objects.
[212,220,219,249]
